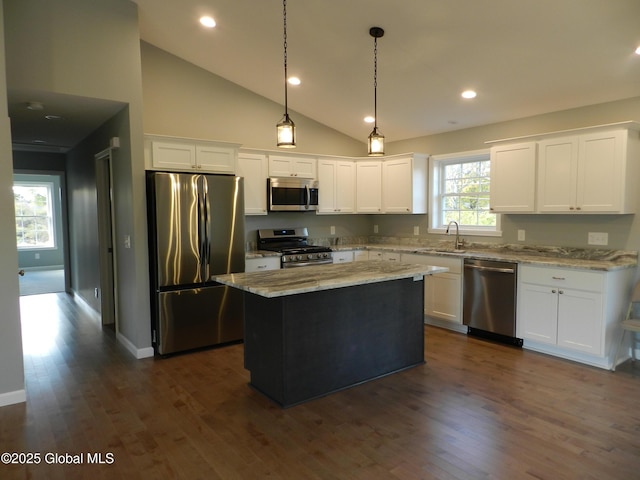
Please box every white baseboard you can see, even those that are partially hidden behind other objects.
[424,316,468,334]
[117,332,154,359]
[0,389,26,407]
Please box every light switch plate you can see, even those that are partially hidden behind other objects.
[373,224,379,233]
[588,232,608,246]
[517,229,525,241]
[413,226,419,235]
[330,226,335,235]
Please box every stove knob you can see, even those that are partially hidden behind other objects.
[307,254,314,260]
[297,255,303,261]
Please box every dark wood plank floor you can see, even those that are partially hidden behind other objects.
[2,292,640,479]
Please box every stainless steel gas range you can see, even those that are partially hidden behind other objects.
[257,228,332,268]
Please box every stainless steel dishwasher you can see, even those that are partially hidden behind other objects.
[463,258,522,346]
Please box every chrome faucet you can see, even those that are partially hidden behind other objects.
[445,220,464,250]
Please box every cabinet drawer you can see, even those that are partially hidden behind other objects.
[401,253,462,274]
[520,265,603,292]
[332,251,354,264]
[245,257,280,272]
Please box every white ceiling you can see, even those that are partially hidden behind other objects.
[133,0,640,143]
[8,0,640,151]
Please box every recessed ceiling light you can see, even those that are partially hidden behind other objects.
[364,116,375,123]
[199,16,216,28]
[635,46,640,55]
[45,115,62,120]
[32,139,47,144]
[287,77,301,86]
[461,90,477,99]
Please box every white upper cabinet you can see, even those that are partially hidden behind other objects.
[382,154,428,214]
[356,161,383,213]
[268,155,316,178]
[489,122,640,215]
[538,129,637,213]
[237,152,268,215]
[318,158,356,214]
[146,136,239,174]
[489,142,537,213]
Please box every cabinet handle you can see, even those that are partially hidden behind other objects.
[257,265,267,269]
[559,290,564,294]
[576,207,581,211]
[552,289,557,293]
[569,206,574,210]
[551,276,565,280]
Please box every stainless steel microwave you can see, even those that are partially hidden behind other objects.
[268,177,319,212]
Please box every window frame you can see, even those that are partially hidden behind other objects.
[14,180,57,250]
[428,149,502,237]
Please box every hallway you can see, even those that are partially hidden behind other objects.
[2,292,640,479]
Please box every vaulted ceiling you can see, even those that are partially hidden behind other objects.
[7,0,640,151]
[133,0,640,142]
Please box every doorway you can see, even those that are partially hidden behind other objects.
[95,149,117,329]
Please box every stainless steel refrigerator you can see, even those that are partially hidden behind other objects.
[146,172,245,355]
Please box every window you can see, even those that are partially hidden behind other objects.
[13,182,56,249]
[429,149,501,236]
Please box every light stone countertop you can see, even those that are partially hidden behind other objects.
[245,241,637,272]
[213,260,448,298]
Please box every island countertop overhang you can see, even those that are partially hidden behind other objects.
[213,260,448,298]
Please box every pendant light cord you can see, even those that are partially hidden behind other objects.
[283,0,289,114]
[373,35,378,129]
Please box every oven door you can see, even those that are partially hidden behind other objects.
[268,178,319,212]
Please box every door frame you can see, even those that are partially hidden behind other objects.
[95,148,118,329]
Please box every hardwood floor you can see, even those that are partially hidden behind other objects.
[2,292,640,479]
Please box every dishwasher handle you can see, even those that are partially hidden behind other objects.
[464,264,516,274]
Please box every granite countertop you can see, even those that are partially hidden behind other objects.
[246,241,637,272]
[213,261,448,298]
[330,243,638,272]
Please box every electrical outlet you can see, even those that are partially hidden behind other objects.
[588,232,608,246]
[413,226,419,235]
[124,235,131,248]
[373,224,379,234]
[35,253,40,259]
[517,229,525,241]
[94,287,99,298]
[330,226,335,235]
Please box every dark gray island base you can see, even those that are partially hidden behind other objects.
[213,261,447,407]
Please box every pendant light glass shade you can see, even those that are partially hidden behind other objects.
[368,126,384,156]
[277,113,296,147]
[367,26,384,156]
[277,0,296,148]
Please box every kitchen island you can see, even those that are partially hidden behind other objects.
[213,261,447,407]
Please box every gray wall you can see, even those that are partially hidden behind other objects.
[4,0,150,354]
[384,97,640,251]
[0,0,25,405]
[141,42,366,156]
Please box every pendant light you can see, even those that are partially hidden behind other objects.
[368,26,385,156]
[276,0,296,148]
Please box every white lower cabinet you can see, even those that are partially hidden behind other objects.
[245,257,280,272]
[518,264,633,369]
[332,251,353,264]
[401,253,465,333]
[353,250,368,262]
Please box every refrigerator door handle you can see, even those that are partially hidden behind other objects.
[201,176,211,281]
[196,176,208,282]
